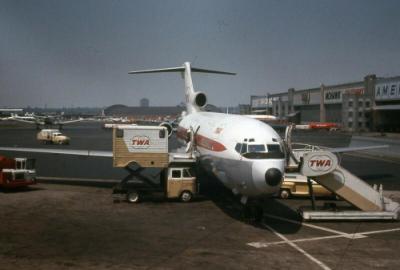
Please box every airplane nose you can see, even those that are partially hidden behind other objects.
[265,168,282,186]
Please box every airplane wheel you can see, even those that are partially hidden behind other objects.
[279,189,291,199]
[180,190,193,202]
[127,190,140,203]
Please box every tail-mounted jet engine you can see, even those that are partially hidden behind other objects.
[191,91,207,108]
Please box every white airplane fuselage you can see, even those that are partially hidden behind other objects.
[129,62,286,199]
[178,112,286,197]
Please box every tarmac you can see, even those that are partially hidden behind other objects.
[1,122,400,270]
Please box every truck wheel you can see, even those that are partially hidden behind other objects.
[180,190,193,202]
[127,191,140,203]
[279,189,291,199]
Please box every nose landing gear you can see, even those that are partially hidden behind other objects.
[242,199,264,224]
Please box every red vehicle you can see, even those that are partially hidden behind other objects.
[0,156,36,188]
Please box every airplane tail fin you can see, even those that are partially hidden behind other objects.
[129,62,235,114]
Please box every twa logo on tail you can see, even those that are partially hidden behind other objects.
[132,136,150,148]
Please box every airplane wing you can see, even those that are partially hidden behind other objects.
[325,145,388,153]
[8,118,41,125]
[58,118,84,125]
[243,115,278,121]
[0,147,113,157]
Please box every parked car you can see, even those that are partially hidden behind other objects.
[279,173,334,199]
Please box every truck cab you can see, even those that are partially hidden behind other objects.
[166,167,197,202]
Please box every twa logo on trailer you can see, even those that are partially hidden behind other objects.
[301,151,338,177]
[132,136,150,148]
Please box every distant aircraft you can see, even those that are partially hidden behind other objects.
[6,113,84,129]
[0,108,23,112]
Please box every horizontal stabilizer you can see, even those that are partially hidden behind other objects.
[129,65,235,75]
[128,66,185,74]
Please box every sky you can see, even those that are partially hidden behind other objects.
[1,0,400,108]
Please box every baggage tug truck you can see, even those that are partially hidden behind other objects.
[112,125,198,203]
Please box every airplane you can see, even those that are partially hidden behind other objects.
[0,62,387,221]
[6,113,84,129]
[128,63,287,212]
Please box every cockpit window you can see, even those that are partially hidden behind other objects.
[266,144,285,159]
[248,144,265,153]
[234,143,248,154]
[235,143,241,153]
[238,143,285,159]
[241,143,247,154]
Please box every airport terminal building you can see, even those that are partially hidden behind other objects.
[251,74,400,132]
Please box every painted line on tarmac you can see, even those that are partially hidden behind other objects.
[264,214,366,239]
[248,226,400,248]
[359,227,400,235]
[262,223,331,270]
[248,234,353,248]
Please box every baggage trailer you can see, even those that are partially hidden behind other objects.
[111,125,198,203]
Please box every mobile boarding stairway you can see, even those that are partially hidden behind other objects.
[285,125,400,221]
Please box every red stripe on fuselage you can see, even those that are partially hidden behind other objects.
[176,127,226,152]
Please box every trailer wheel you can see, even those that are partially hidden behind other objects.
[127,191,140,203]
[279,189,291,199]
[180,190,193,202]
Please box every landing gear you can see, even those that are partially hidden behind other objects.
[242,199,264,224]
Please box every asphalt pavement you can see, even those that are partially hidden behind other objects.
[1,122,399,270]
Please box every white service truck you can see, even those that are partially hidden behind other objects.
[112,125,198,203]
[37,129,70,145]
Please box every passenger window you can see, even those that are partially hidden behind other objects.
[172,170,181,178]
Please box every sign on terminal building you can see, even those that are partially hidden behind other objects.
[324,87,364,104]
[375,80,400,101]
